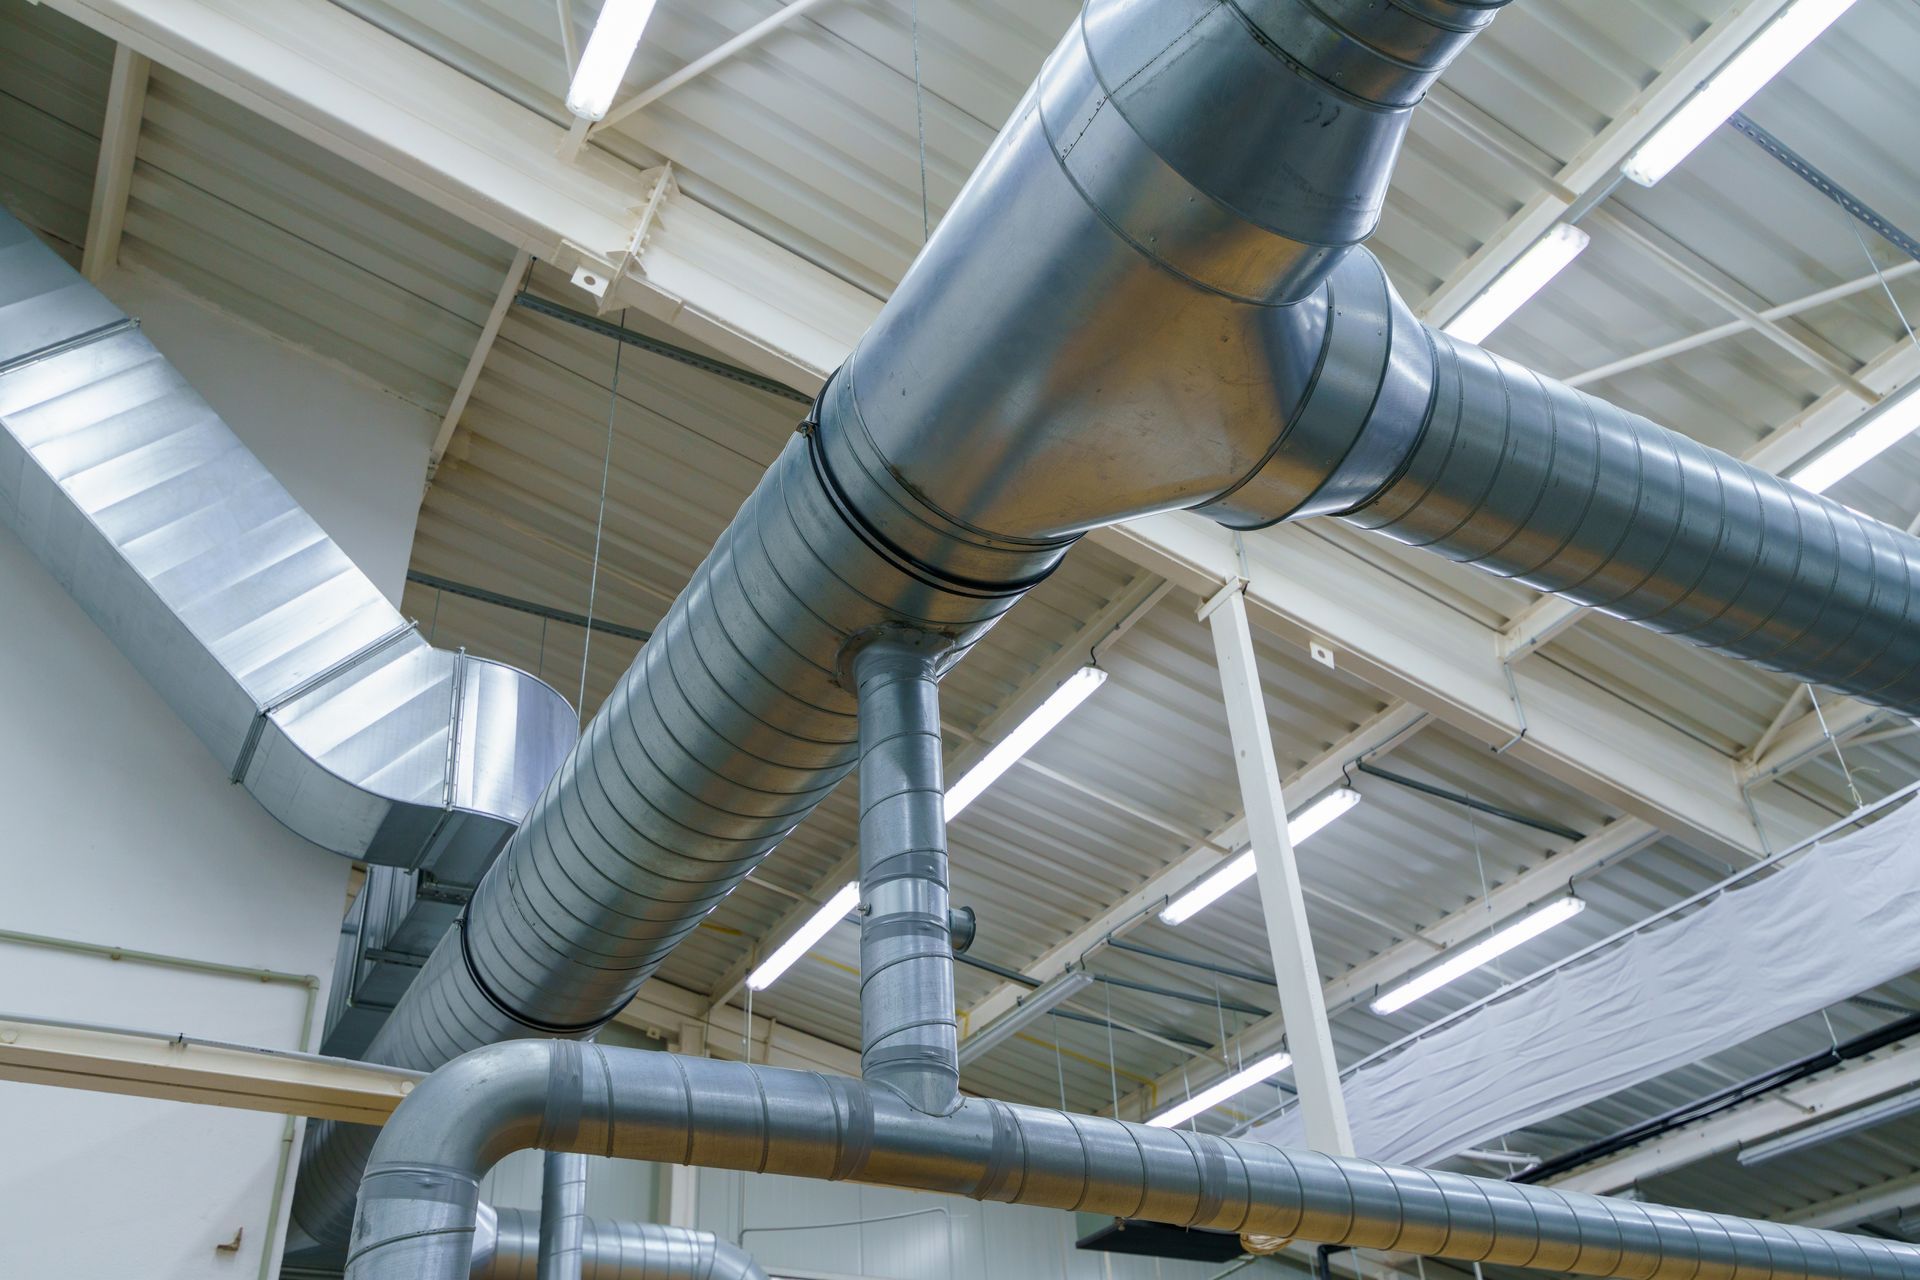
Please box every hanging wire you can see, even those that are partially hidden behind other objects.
[1467,809,1514,983]
[577,307,627,726]
[1845,216,1920,354]
[1052,1011,1068,1111]
[1807,683,1866,810]
[910,0,930,241]
[1212,971,1229,1055]
[1104,979,1121,1120]
[428,586,444,645]
[536,615,548,684]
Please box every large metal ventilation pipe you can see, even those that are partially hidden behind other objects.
[345,1041,1920,1280]
[292,0,1514,1240]
[300,0,1920,1241]
[470,1204,766,1280]
[0,213,574,890]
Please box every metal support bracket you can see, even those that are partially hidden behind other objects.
[563,163,676,315]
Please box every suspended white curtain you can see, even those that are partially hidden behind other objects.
[1251,799,1920,1166]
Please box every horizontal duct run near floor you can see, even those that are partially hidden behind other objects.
[342,1041,1920,1280]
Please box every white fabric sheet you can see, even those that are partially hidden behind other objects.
[1251,801,1920,1165]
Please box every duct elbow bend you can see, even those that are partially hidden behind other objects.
[349,1041,576,1279]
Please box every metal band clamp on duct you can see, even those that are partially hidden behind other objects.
[345,1041,1920,1280]
[276,0,1920,1247]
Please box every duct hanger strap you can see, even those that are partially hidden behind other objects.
[346,1042,1920,1280]
[454,919,618,1039]
[806,375,1074,600]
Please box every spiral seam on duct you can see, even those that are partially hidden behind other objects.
[293,425,1065,1244]
[345,1042,1920,1280]
[1342,328,1920,708]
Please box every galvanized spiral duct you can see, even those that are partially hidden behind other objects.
[347,1042,1920,1280]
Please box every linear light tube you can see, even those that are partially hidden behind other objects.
[566,0,661,121]
[1160,788,1363,925]
[1737,1085,1920,1166]
[1789,379,1920,494]
[945,666,1107,821]
[746,880,860,991]
[1370,896,1586,1015]
[1622,0,1858,187]
[1148,1051,1294,1129]
[957,968,1096,1066]
[1443,224,1591,345]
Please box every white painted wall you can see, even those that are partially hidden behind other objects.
[0,261,438,1280]
[694,1167,1296,1280]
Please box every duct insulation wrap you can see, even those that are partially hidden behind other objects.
[1252,799,1920,1167]
[0,211,573,884]
[473,1206,765,1280]
[293,429,1068,1245]
[1342,325,1920,712]
[344,1041,1920,1280]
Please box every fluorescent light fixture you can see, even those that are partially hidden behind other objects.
[945,666,1107,821]
[746,880,860,991]
[1737,1084,1920,1166]
[565,0,660,121]
[1623,0,1857,187]
[1789,379,1920,494]
[1148,1051,1294,1129]
[1160,788,1363,925]
[957,968,1095,1066]
[1370,896,1586,1016]
[1443,224,1591,345]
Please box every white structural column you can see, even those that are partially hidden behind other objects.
[1201,583,1353,1155]
[80,43,150,281]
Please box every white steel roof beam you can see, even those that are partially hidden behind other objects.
[588,0,841,139]
[1204,583,1354,1153]
[959,700,1428,1040]
[79,43,150,282]
[428,248,531,479]
[1551,1035,1920,1195]
[1586,206,1880,405]
[1104,814,1661,1127]
[1790,1169,1920,1232]
[1091,517,1766,864]
[1420,0,1802,327]
[47,0,877,391]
